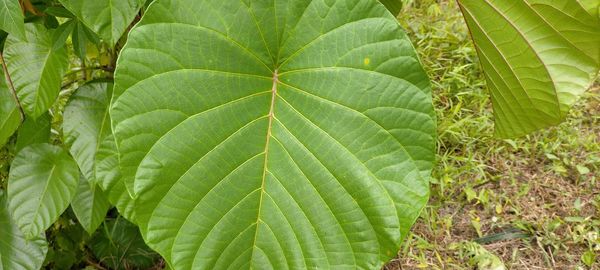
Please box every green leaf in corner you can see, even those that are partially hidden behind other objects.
[64,80,113,184]
[0,68,21,147]
[59,0,144,46]
[111,0,434,268]
[0,191,48,270]
[7,143,80,238]
[458,0,600,138]
[0,0,26,41]
[71,176,111,235]
[3,23,68,118]
[15,112,51,151]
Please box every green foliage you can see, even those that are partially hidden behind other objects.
[89,217,161,270]
[112,0,434,268]
[457,0,600,137]
[7,143,79,238]
[0,0,26,40]
[15,112,51,151]
[59,0,144,45]
[63,81,113,183]
[3,23,68,118]
[71,176,111,235]
[0,190,48,270]
[0,0,597,269]
[0,67,20,147]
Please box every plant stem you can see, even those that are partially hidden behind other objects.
[0,52,26,121]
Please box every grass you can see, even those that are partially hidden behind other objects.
[385,1,600,269]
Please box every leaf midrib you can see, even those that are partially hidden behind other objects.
[250,70,279,266]
[27,164,57,237]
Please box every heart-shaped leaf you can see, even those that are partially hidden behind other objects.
[0,191,48,270]
[8,143,80,238]
[112,0,434,269]
[3,23,68,118]
[59,0,144,46]
[458,0,600,137]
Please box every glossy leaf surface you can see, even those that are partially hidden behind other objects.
[3,23,68,118]
[112,0,434,269]
[0,191,48,270]
[59,0,144,46]
[458,0,600,137]
[7,143,79,238]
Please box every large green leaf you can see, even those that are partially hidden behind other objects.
[71,176,111,235]
[64,81,113,182]
[458,0,600,138]
[0,68,20,147]
[0,191,48,270]
[112,0,434,269]
[3,23,68,118]
[0,0,26,41]
[95,133,136,222]
[7,143,80,238]
[58,0,144,46]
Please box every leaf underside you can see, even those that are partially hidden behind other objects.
[458,0,600,138]
[112,0,435,269]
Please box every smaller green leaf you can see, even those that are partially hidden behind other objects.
[51,20,76,51]
[0,0,26,41]
[15,112,51,151]
[89,217,160,270]
[0,191,48,270]
[582,249,597,267]
[3,23,68,118]
[0,68,21,147]
[8,143,80,238]
[71,176,111,235]
[72,21,88,60]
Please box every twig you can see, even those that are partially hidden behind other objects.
[0,52,26,121]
